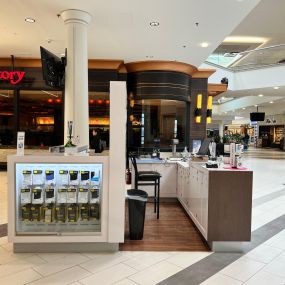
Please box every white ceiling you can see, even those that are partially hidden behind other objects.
[0,0,260,66]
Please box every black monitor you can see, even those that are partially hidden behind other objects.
[197,138,211,155]
[250,112,265,121]
[40,46,65,88]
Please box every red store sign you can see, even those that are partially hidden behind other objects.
[0,71,25,85]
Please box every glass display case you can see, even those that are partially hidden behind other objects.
[15,163,103,235]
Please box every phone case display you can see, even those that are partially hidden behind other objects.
[68,204,79,222]
[43,205,55,223]
[67,188,77,204]
[15,163,103,234]
[33,170,44,185]
[20,188,31,204]
[78,188,89,204]
[69,171,79,185]
[59,170,69,185]
[45,188,55,204]
[32,187,44,204]
[45,170,55,185]
[80,171,90,185]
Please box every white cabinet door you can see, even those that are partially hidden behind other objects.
[177,165,183,199]
[200,171,209,239]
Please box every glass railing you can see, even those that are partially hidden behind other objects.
[206,44,285,72]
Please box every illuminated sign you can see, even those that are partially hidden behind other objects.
[0,71,25,85]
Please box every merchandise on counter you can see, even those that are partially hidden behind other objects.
[69,170,79,185]
[90,171,100,186]
[57,188,67,204]
[55,205,66,222]
[33,170,44,185]
[32,187,43,204]
[90,204,100,220]
[80,171,90,185]
[80,204,90,221]
[31,205,42,222]
[90,188,99,203]
[45,188,55,204]
[67,204,79,222]
[43,205,55,223]
[45,170,55,185]
[67,187,77,203]
[78,188,89,204]
[22,170,32,186]
[59,170,69,185]
[20,188,31,204]
[21,205,31,221]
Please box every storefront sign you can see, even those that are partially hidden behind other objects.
[0,71,25,85]
[17,132,25,155]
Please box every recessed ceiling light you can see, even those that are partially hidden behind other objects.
[225,112,228,114]
[222,96,225,99]
[242,107,246,110]
[258,94,263,97]
[150,21,159,27]
[254,105,258,107]
[25,17,35,23]
[273,86,279,89]
[200,42,209,48]
[270,101,274,104]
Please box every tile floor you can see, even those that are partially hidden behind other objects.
[0,148,285,284]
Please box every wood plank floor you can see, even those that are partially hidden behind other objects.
[120,201,209,251]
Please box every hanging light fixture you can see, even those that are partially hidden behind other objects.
[206,95,213,124]
[195,94,202,123]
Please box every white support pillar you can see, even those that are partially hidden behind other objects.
[219,122,224,139]
[60,9,92,146]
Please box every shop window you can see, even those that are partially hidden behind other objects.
[19,90,63,147]
[130,99,187,148]
[89,91,110,148]
[0,90,14,145]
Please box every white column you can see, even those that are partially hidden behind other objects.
[219,121,224,139]
[60,9,92,146]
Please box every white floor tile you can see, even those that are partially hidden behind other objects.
[0,255,46,278]
[220,256,266,282]
[80,252,129,273]
[79,263,137,285]
[263,252,285,278]
[33,253,90,277]
[245,244,283,263]
[0,268,41,285]
[244,270,285,285]
[29,266,90,285]
[166,251,211,269]
[200,273,242,285]
[123,251,171,270]
[128,260,182,285]
[36,253,70,263]
[113,279,138,285]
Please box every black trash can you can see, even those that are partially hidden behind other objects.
[127,189,148,240]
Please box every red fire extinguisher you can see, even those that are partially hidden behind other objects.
[126,168,132,185]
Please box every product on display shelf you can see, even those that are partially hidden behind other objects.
[22,170,32,186]
[45,170,55,185]
[55,205,66,223]
[59,170,69,185]
[69,170,79,185]
[67,187,77,203]
[30,205,42,222]
[90,188,99,203]
[80,171,90,185]
[57,188,67,204]
[32,187,44,204]
[90,171,100,186]
[20,188,31,204]
[67,204,79,222]
[32,170,44,185]
[80,204,90,221]
[45,188,55,204]
[43,205,55,223]
[21,205,31,221]
[78,188,89,204]
[90,204,100,220]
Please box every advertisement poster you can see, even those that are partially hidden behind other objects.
[17,132,25,155]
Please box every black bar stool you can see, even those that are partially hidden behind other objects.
[130,156,161,219]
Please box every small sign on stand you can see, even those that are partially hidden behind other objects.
[17,132,25,155]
